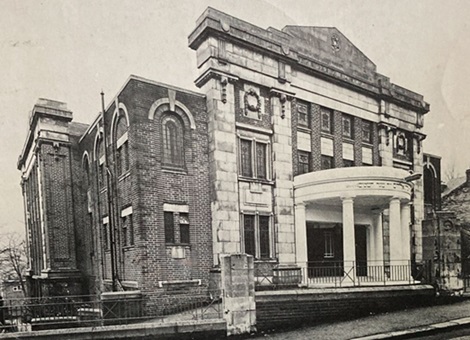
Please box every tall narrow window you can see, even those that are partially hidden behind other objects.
[342,114,353,139]
[321,107,333,134]
[362,120,372,143]
[162,115,184,168]
[122,213,134,247]
[298,151,310,175]
[97,138,105,188]
[297,102,309,127]
[256,142,267,179]
[179,213,190,244]
[240,139,253,177]
[103,218,109,250]
[243,215,256,257]
[259,215,270,259]
[164,211,174,243]
[115,112,129,176]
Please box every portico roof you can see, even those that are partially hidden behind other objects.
[294,167,414,209]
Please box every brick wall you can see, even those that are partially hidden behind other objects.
[256,286,434,330]
[74,78,212,294]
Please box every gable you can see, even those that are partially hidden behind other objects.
[282,26,376,82]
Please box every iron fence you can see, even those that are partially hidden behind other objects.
[0,291,223,333]
[254,260,433,290]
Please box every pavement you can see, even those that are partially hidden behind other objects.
[254,296,470,339]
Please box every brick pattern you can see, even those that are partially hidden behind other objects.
[75,79,212,294]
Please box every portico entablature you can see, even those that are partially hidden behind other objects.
[294,166,413,207]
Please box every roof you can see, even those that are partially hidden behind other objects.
[442,176,466,197]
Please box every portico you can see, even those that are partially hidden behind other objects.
[294,167,414,286]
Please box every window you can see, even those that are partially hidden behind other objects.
[298,151,310,175]
[242,214,272,259]
[103,217,109,250]
[321,155,334,170]
[362,120,373,144]
[97,138,105,188]
[121,211,134,247]
[179,213,190,244]
[342,115,353,139]
[342,143,354,167]
[164,209,190,244]
[164,211,175,243]
[320,107,333,133]
[239,137,269,180]
[115,113,129,176]
[162,115,184,168]
[324,231,334,258]
[343,159,354,167]
[297,102,309,127]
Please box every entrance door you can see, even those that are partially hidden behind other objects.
[306,222,343,277]
[355,225,368,277]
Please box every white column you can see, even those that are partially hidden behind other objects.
[374,213,384,264]
[374,213,385,281]
[389,198,402,264]
[367,226,374,266]
[401,203,411,264]
[295,203,307,284]
[342,196,355,284]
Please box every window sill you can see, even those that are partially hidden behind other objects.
[254,258,278,263]
[162,167,187,175]
[320,132,334,139]
[165,243,191,248]
[118,171,131,182]
[297,126,311,133]
[238,176,274,185]
[343,137,354,143]
[122,245,135,251]
[362,141,373,147]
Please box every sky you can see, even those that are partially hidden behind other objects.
[1,0,469,236]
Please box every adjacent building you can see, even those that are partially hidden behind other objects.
[18,8,433,297]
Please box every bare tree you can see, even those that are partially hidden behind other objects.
[444,161,459,183]
[0,233,27,295]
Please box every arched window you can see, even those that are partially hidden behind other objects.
[114,112,129,176]
[96,137,105,188]
[83,154,90,189]
[162,114,184,167]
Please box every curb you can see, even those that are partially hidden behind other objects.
[351,317,470,339]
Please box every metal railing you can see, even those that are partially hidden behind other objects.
[254,260,432,290]
[0,291,223,333]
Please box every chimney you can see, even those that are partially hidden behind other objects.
[466,169,470,185]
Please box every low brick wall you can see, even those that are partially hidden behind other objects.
[0,320,226,340]
[256,285,435,330]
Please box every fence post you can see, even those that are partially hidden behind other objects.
[221,254,256,336]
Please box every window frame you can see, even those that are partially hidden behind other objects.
[298,151,311,175]
[320,107,333,134]
[297,101,309,128]
[241,213,273,260]
[238,132,271,181]
[361,120,373,144]
[163,205,190,245]
[162,114,185,169]
[121,207,134,248]
[114,113,130,177]
[321,155,335,170]
[342,114,353,139]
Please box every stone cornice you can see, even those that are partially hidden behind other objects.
[189,7,430,115]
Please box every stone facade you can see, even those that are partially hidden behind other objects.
[18,8,432,297]
[189,8,430,276]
